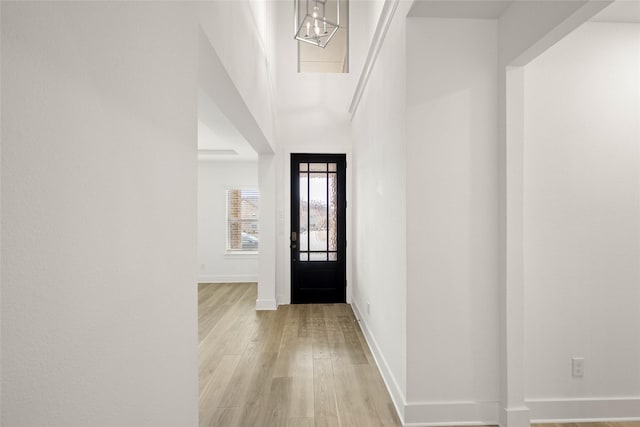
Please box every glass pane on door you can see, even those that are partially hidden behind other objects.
[299,172,308,252]
[298,163,338,262]
[309,173,328,251]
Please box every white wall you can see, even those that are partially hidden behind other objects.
[496,4,612,425]
[349,3,627,426]
[499,0,591,66]
[196,20,277,309]
[198,161,259,283]
[1,3,198,426]
[405,17,500,423]
[523,22,640,420]
[1,2,3,420]
[257,153,278,310]
[192,1,276,149]
[194,0,278,308]
[350,1,411,419]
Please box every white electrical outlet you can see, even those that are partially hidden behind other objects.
[572,357,584,377]
[367,302,370,315]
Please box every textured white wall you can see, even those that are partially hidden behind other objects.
[523,22,640,419]
[405,17,500,421]
[198,161,259,283]
[1,2,199,425]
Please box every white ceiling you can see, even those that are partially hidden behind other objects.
[197,90,257,162]
[407,0,640,22]
[408,0,514,19]
[590,0,640,23]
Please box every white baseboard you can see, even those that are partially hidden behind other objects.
[255,298,277,310]
[404,401,500,426]
[352,301,508,427]
[528,397,640,422]
[198,275,258,283]
[349,301,640,427]
[500,405,531,427]
[351,301,407,424]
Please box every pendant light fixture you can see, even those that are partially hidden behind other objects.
[294,0,340,48]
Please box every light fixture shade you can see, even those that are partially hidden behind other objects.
[294,0,340,48]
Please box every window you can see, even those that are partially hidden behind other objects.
[227,189,259,252]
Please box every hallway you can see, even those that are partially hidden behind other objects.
[198,283,401,427]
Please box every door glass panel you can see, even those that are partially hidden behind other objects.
[297,162,339,263]
[309,173,328,251]
[299,173,309,251]
[328,173,337,251]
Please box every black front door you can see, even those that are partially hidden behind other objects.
[291,154,346,303]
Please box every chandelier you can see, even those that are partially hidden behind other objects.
[294,0,340,48]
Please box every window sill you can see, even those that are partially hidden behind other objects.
[225,251,259,257]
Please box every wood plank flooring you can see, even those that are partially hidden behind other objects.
[535,424,640,427]
[198,282,401,427]
[199,284,640,427]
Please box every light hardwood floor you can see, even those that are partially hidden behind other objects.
[199,283,640,427]
[534,424,640,427]
[198,282,401,427]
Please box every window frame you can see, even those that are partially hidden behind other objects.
[225,188,259,254]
